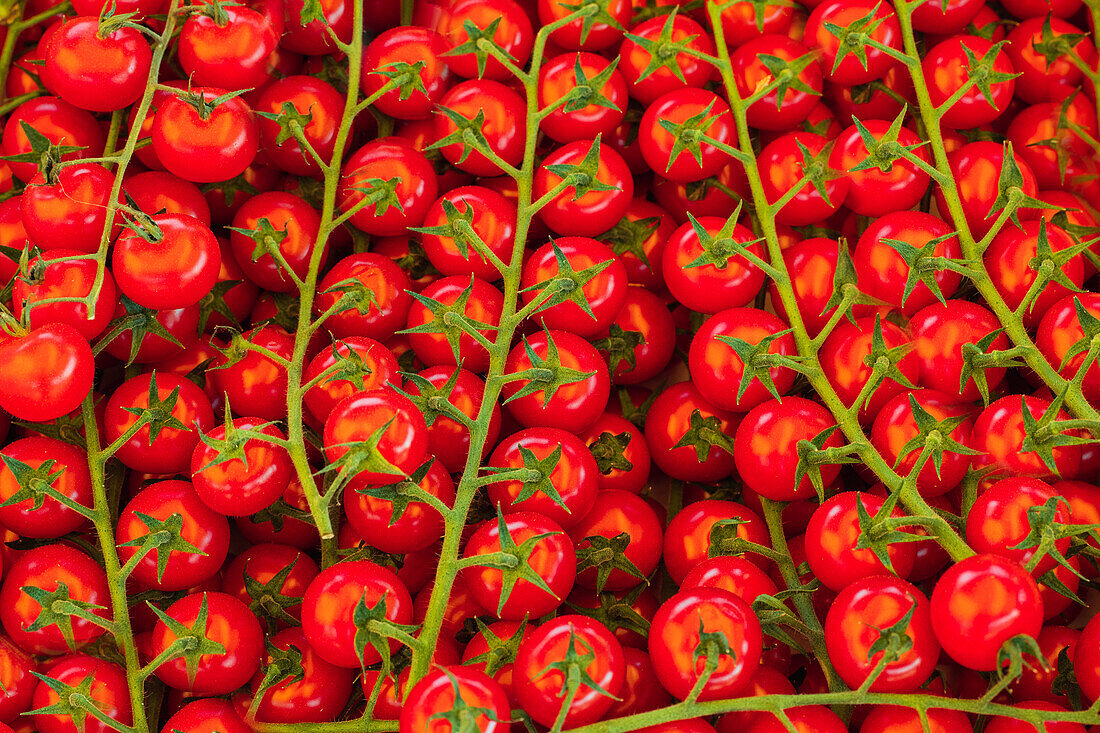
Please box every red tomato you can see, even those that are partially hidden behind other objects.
[930,554,1044,671]
[116,479,230,591]
[649,587,763,701]
[966,477,1068,574]
[824,575,940,691]
[661,215,767,314]
[0,436,91,538]
[513,615,625,727]
[300,560,413,668]
[191,417,292,516]
[662,499,768,585]
[337,136,438,236]
[462,511,576,620]
[31,654,131,733]
[647,382,740,483]
[151,87,259,183]
[0,323,94,423]
[42,16,150,112]
[163,699,251,733]
[113,214,221,310]
[400,665,511,733]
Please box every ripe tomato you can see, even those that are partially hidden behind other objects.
[255,76,344,175]
[1075,612,1100,702]
[649,587,762,701]
[803,0,901,84]
[759,132,850,225]
[853,211,962,313]
[315,253,413,341]
[30,654,131,733]
[568,489,663,591]
[661,215,766,314]
[462,511,576,620]
[824,575,940,692]
[435,80,526,176]
[985,218,1083,328]
[0,436,91,538]
[538,52,628,143]
[966,477,1068,574]
[1,97,104,182]
[577,411,651,494]
[247,627,353,724]
[514,615,625,727]
[300,560,413,668]
[538,0,630,50]
[735,396,843,501]
[972,395,1082,480]
[191,417,292,516]
[116,479,230,591]
[639,89,734,183]
[405,275,502,372]
[150,591,263,694]
[113,214,221,310]
[930,554,1043,671]
[689,307,797,412]
[662,499,768,586]
[909,299,1010,400]
[732,36,822,131]
[103,372,215,474]
[619,14,715,104]
[501,328,610,432]
[520,237,628,337]
[401,665,511,733]
[924,35,1016,128]
[859,706,972,733]
[322,388,428,487]
[805,491,917,591]
[344,457,454,554]
[151,87,259,183]
[819,316,921,420]
[228,192,323,293]
[419,185,515,280]
[42,16,150,112]
[0,323,94,423]
[337,137,438,236]
[533,139,634,236]
[985,702,1087,733]
[646,382,740,483]
[21,162,117,253]
[870,390,974,496]
[2,545,108,657]
[163,699,251,733]
[304,337,400,424]
[436,0,534,80]
[221,543,319,628]
[178,4,278,91]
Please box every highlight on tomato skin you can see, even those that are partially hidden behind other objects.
[0,0,1098,731]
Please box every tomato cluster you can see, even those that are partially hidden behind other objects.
[0,0,1097,731]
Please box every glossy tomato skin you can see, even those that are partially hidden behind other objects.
[42,17,150,112]
[191,418,292,517]
[300,560,413,668]
[819,316,921,420]
[1037,294,1100,402]
[221,543,319,628]
[0,545,110,655]
[255,76,343,176]
[436,0,533,80]
[539,0,630,50]
[113,213,221,310]
[640,89,734,182]
[31,654,131,733]
[0,635,35,723]
[211,325,293,421]
[578,411,651,494]
[304,337,399,424]
[758,132,849,225]
[21,162,117,253]
[322,388,428,487]
[344,458,455,554]
[689,307,797,413]
[646,382,740,483]
[404,366,500,474]
[682,555,777,605]
[662,216,766,315]
[405,276,502,372]
[163,699,251,733]
[488,427,598,529]
[315,253,412,341]
[870,390,974,496]
[930,554,1043,671]
[151,87,258,183]
[0,323,94,423]
[966,477,1068,574]
[735,396,843,501]
[521,237,628,337]
[103,372,215,475]
[985,702,1087,733]
[248,627,353,724]
[732,35,822,130]
[985,219,1083,329]
[0,436,91,538]
[533,139,634,235]
[501,329,610,432]
[935,141,1038,239]
[538,52,627,142]
[924,35,1016,128]
[831,120,931,216]
[419,185,515,280]
[859,705,972,733]
[1,96,104,182]
[909,300,1010,400]
[619,14,715,104]
[463,511,576,620]
[655,497,770,581]
[337,137,437,236]
[804,0,901,84]
[362,26,452,120]
[150,592,263,694]
[116,480,230,591]
[514,615,624,727]
[435,80,526,176]
[1075,612,1100,702]
[649,587,763,701]
[824,576,939,692]
[229,192,323,292]
[400,665,511,733]
[972,395,1082,480]
[568,489,663,591]
[805,492,917,591]
[854,212,962,313]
